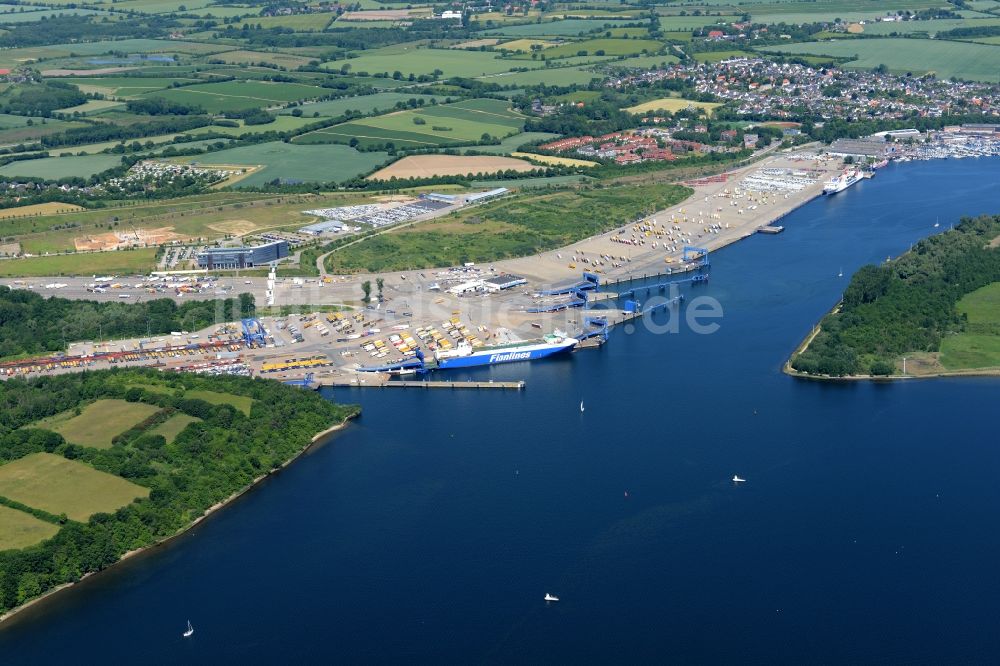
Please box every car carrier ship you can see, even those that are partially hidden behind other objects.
[433,332,578,369]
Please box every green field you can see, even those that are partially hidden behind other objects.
[692,50,754,63]
[761,38,1000,82]
[139,80,328,112]
[325,183,692,272]
[297,98,524,149]
[519,37,665,59]
[0,248,159,277]
[208,49,318,69]
[55,99,126,115]
[236,12,337,31]
[460,131,560,154]
[0,452,149,522]
[34,399,162,449]
[481,18,639,37]
[279,92,447,119]
[149,413,201,444]
[659,15,739,30]
[940,282,1000,370]
[184,389,254,415]
[861,17,1000,35]
[176,141,390,186]
[66,76,200,98]
[477,64,605,86]
[0,504,59,551]
[330,48,544,78]
[0,154,123,179]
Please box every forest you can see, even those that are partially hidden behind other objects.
[0,369,359,613]
[0,288,254,359]
[791,214,1000,376]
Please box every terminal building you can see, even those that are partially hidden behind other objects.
[827,138,889,159]
[196,240,289,270]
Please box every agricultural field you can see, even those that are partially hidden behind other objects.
[235,12,337,31]
[0,504,59,551]
[658,15,739,30]
[761,38,1000,82]
[939,282,1000,370]
[207,49,318,69]
[279,92,447,119]
[173,142,390,186]
[459,131,560,155]
[324,182,692,272]
[296,98,525,149]
[149,413,202,444]
[0,202,84,219]
[65,76,200,98]
[0,452,149,522]
[496,39,556,52]
[0,154,123,179]
[0,248,159,277]
[32,399,162,449]
[184,389,254,415]
[860,17,1000,35]
[624,97,722,116]
[138,80,329,113]
[691,50,754,63]
[480,18,640,37]
[369,154,537,180]
[519,37,665,59]
[55,99,125,115]
[511,152,599,167]
[329,48,543,79]
[477,64,605,87]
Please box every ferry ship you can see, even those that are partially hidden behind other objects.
[433,332,578,369]
[822,168,862,195]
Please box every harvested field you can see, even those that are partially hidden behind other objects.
[369,155,537,180]
[0,453,149,522]
[511,152,598,167]
[624,97,722,116]
[0,202,84,220]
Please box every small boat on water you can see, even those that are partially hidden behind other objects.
[544,593,560,603]
[183,620,194,638]
[580,400,585,413]
[838,267,843,278]
[732,475,746,484]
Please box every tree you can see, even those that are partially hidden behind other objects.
[361,280,371,303]
[376,277,384,299]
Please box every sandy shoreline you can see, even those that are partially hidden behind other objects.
[0,414,357,626]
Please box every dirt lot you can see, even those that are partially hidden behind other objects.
[75,226,188,251]
[369,155,537,180]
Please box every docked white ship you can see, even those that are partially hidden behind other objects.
[822,168,862,195]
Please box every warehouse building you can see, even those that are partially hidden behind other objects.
[196,240,289,269]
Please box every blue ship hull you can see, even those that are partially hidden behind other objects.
[436,339,576,369]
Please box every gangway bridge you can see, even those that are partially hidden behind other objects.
[356,349,428,374]
[534,271,600,297]
[241,318,267,347]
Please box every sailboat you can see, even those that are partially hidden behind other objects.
[544,593,560,602]
[934,217,940,228]
[732,475,746,484]
[183,620,194,638]
[579,400,585,413]
[838,267,843,278]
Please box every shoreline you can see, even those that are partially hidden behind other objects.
[0,413,357,627]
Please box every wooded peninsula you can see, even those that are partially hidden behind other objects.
[0,369,358,616]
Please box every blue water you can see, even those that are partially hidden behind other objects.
[3,158,1000,663]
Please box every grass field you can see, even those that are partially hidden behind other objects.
[496,39,556,52]
[34,399,162,449]
[139,80,328,113]
[0,202,84,219]
[184,389,254,415]
[330,48,547,78]
[235,12,337,31]
[520,37,665,59]
[458,131,560,154]
[279,92,446,118]
[659,15,739,30]
[66,76,199,98]
[0,453,149,522]
[296,98,524,149]
[55,99,125,115]
[325,182,692,272]
[481,18,639,37]
[174,142,390,186]
[208,49,318,69]
[0,154,123,179]
[0,38,228,68]
[149,413,201,444]
[0,504,59,551]
[0,248,158,277]
[940,282,1000,370]
[624,97,722,116]
[476,64,605,87]
[860,17,1000,35]
[761,38,1000,82]
[691,50,754,63]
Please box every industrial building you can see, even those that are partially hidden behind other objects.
[465,187,509,204]
[484,274,527,292]
[827,138,889,159]
[196,240,289,270]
